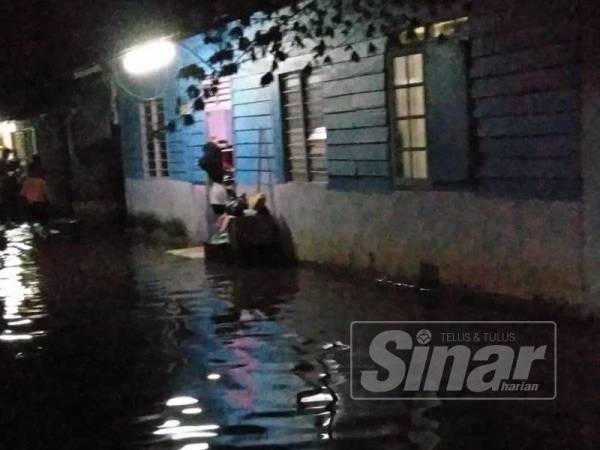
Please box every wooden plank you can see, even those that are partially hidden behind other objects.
[278,53,315,74]
[478,156,579,179]
[234,129,274,144]
[478,136,578,158]
[356,161,390,177]
[232,38,385,81]
[231,74,266,92]
[234,115,273,131]
[323,91,386,114]
[322,55,385,82]
[477,113,579,137]
[474,90,580,118]
[328,160,357,176]
[325,108,387,129]
[233,101,271,118]
[471,43,578,78]
[471,20,578,57]
[322,37,387,64]
[328,127,388,145]
[323,73,385,98]
[471,3,578,35]
[235,143,274,158]
[232,87,271,105]
[471,66,580,98]
[327,143,389,161]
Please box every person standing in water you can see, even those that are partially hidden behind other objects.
[20,158,50,227]
[199,137,228,226]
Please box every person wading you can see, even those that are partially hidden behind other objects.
[199,137,228,230]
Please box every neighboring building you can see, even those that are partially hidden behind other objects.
[0,66,126,221]
[116,0,600,309]
[66,66,126,222]
[0,120,37,161]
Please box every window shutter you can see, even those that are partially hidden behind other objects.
[424,38,470,182]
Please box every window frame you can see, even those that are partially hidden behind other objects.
[139,97,169,178]
[387,17,470,189]
[11,127,37,162]
[387,42,432,189]
[280,70,328,183]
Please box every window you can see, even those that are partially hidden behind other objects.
[202,76,232,112]
[140,98,169,177]
[389,17,470,184]
[393,54,428,179]
[281,71,327,182]
[11,128,37,161]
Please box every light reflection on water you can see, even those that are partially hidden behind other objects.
[129,254,370,450]
[0,233,597,449]
[0,225,46,346]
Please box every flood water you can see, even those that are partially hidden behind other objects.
[0,225,598,449]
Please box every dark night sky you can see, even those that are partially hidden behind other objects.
[0,0,238,117]
[0,0,299,117]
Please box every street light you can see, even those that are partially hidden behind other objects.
[121,38,176,76]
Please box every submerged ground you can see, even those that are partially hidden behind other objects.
[0,225,598,449]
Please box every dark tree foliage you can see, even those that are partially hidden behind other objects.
[176,0,468,112]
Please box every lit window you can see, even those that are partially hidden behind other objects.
[393,54,427,179]
[140,98,169,177]
[391,17,469,183]
[11,127,37,161]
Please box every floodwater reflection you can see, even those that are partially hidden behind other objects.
[0,233,598,449]
[0,226,45,346]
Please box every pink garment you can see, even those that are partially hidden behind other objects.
[20,177,48,204]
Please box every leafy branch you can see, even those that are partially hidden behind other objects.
[175,0,469,114]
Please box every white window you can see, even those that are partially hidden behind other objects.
[281,71,327,182]
[140,98,169,177]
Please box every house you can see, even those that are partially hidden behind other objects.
[115,0,600,309]
[0,67,126,221]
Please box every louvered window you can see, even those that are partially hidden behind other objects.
[202,76,232,112]
[281,72,327,182]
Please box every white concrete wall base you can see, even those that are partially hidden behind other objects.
[125,178,209,243]
[124,178,584,304]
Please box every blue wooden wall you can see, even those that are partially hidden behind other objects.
[231,75,283,185]
[322,38,392,192]
[230,34,393,191]
[118,0,583,201]
[117,35,211,184]
[470,0,582,200]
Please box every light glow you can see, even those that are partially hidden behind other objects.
[180,444,209,450]
[122,39,176,76]
[166,396,199,407]
[158,420,181,428]
[153,425,220,436]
